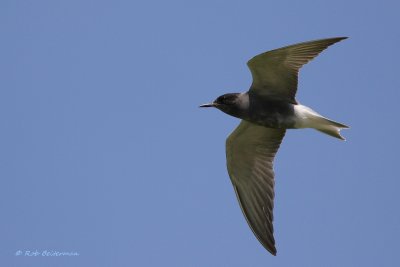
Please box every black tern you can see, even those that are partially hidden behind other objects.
[200,37,348,255]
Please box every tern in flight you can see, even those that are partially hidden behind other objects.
[200,37,348,255]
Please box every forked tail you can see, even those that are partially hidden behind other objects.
[314,117,349,140]
[294,105,349,140]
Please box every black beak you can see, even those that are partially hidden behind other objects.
[199,103,215,108]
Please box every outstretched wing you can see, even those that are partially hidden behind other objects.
[226,121,286,255]
[247,37,347,103]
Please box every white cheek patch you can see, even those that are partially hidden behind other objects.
[237,93,250,109]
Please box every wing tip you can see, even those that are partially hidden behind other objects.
[326,36,349,44]
[259,236,278,256]
[334,36,349,42]
[303,36,348,47]
[261,236,277,255]
[307,36,348,48]
[269,246,277,256]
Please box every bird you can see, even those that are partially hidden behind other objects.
[200,37,349,255]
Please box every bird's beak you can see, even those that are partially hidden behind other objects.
[199,102,216,108]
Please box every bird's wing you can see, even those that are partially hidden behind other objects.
[226,120,286,255]
[247,37,347,103]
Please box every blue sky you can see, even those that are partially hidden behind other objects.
[1,0,400,266]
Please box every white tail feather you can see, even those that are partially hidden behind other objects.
[294,105,349,140]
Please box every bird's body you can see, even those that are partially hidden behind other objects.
[200,37,348,255]
[217,92,347,137]
[216,93,295,128]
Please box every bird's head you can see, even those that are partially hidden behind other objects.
[200,93,244,117]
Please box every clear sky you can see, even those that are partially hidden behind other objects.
[1,0,400,266]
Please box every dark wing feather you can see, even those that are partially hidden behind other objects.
[226,121,286,255]
[247,37,347,103]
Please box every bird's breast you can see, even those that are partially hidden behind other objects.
[245,100,296,129]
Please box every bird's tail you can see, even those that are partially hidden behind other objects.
[313,117,349,140]
[294,105,349,140]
